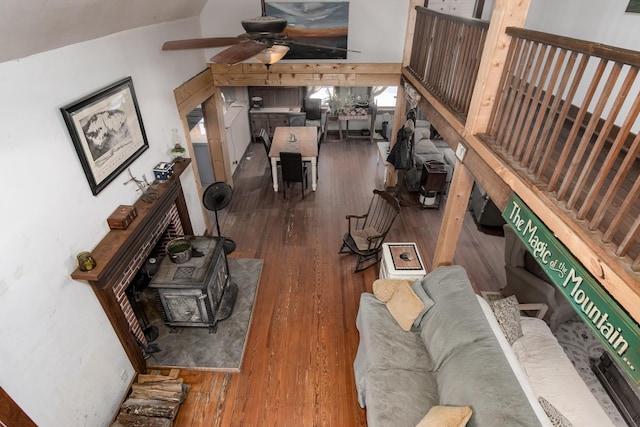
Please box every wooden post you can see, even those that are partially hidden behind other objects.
[433,160,475,267]
[402,0,423,68]
[432,0,531,267]
[465,0,531,134]
[202,89,233,185]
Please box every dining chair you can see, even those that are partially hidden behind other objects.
[279,151,308,199]
[260,128,271,154]
[289,113,306,127]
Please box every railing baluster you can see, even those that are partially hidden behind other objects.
[590,126,640,231]
[570,66,638,214]
[549,58,607,193]
[522,47,563,168]
[513,43,548,161]
[534,54,588,181]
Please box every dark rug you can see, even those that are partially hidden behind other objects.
[143,258,263,372]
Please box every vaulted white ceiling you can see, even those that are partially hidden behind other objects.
[0,0,208,63]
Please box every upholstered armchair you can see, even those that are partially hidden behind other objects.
[502,224,577,331]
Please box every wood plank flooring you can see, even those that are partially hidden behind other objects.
[162,136,506,426]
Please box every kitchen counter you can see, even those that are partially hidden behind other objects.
[250,107,301,113]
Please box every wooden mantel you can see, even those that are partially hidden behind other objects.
[71,159,193,371]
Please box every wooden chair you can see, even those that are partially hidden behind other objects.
[339,189,401,272]
[280,152,308,199]
[289,113,306,127]
[260,128,271,155]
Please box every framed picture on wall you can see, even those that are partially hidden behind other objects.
[61,77,149,195]
[626,0,640,13]
[265,2,349,59]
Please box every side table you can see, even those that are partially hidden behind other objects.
[379,242,426,281]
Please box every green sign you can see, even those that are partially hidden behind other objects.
[503,194,640,384]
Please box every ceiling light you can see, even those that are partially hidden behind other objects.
[253,45,290,67]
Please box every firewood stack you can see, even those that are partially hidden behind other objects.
[111,369,187,427]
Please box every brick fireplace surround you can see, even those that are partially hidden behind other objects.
[71,160,194,372]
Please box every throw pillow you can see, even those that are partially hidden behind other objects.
[411,280,435,330]
[489,295,523,345]
[372,279,409,302]
[385,281,424,331]
[414,126,431,141]
[416,405,472,427]
[538,396,573,427]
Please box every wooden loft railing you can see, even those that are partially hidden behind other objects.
[481,28,640,271]
[401,1,640,321]
[407,7,489,120]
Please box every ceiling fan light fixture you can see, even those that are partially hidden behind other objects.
[253,45,290,65]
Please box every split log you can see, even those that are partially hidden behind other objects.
[129,382,186,403]
[116,413,172,427]
[136,375,184,385]
[120,398,180,419]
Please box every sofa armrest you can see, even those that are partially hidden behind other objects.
[518,303,549,319]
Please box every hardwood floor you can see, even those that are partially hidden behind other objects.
[165,136,506,426]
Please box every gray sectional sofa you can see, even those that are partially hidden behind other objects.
[354,266,544,427]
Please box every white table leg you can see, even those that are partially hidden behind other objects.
[311,157,317,191]
[271,157,279,192]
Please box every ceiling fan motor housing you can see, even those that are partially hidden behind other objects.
[241,16,288,36]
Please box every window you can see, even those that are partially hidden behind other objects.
[374,86,398,108]
[308,86,335,105]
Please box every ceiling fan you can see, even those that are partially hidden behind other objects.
[162,0,358,66]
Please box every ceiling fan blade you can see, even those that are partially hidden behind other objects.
[288,39,360,53]
[210,40,269,65]
[162,37,242,51]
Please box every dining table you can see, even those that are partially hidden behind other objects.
[269,126,319,192]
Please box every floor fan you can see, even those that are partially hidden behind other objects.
[203,182,236,255]
[202,182,238,332]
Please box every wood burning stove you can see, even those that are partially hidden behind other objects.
[149,236,234,332]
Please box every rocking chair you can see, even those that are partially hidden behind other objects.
[339,189,401,272]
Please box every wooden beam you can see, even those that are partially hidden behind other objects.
[173,69,215,118]
[209,63,402,87]
[465,0,531,134]
[433,162,475,267]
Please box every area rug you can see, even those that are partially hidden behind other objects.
[554,319,627,426]
[143,258,263,372]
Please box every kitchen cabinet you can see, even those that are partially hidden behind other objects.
[249,108,303,142]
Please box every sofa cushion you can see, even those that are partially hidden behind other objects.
[512,317,615,426]
[411,279,435,330]
[354,294,434,406]
[415,138,440,156]
[489,295,523,345]
[419,266,495,366]
[363,368,438,427]
[415,126,431,141]
[437,343,542,426]
[416,405,473,427]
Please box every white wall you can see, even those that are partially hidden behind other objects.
[482,0,640,50]
[199,0,411,63]
[0,18,207,426]
[525,0,640,50]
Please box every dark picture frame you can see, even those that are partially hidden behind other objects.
[61,77,149,195]
[265,2,349,59]
[627,0,640,13]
